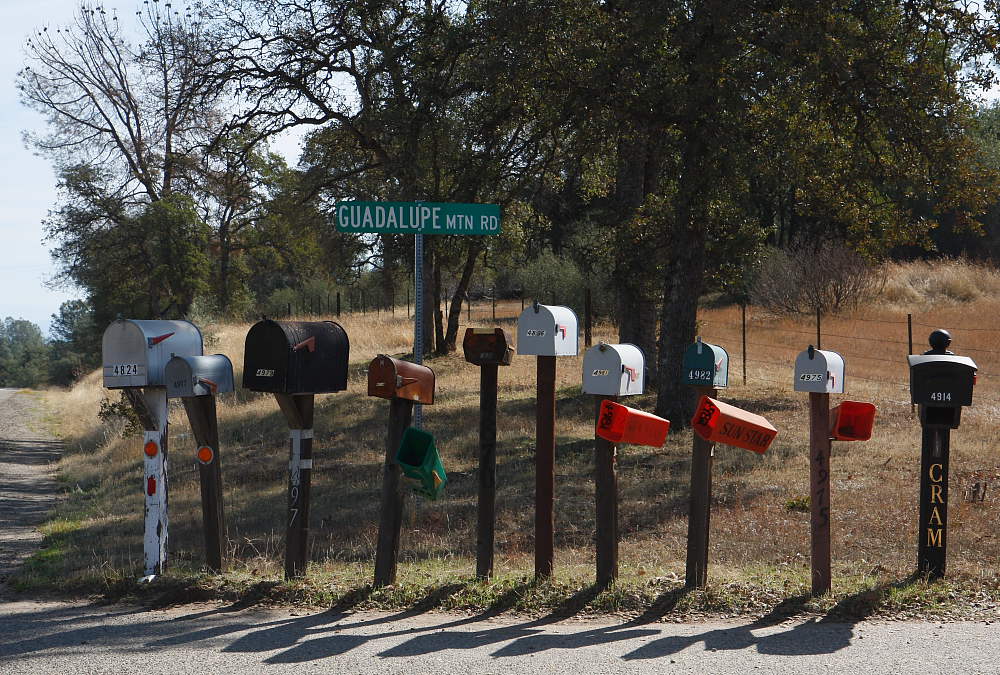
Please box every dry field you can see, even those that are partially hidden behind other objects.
[20,259,1000,617]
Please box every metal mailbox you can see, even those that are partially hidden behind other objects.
[165,354,235,398]
[243,320,349,394]
[582,343,644,396]
[463,327,514,366]
[368,355,435,404]
[516,303,578,357]
[103,319,203,389]
[682,339,729,388]
[692,395,778,454]
[794,346,845,394]
[908,355,977,408]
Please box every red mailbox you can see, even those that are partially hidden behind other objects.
[691,395,777,454]
[595,399,670,446]
[830,401,877,441]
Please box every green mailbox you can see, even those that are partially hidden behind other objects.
[682,338,729,388]
[395,427,448,500]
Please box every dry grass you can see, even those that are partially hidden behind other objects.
[22,261,1000,619]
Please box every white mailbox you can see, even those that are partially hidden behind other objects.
[794,346,845,394]
[516,303,578,356]
[582,343,644,396]
[103,319,203,389]
[165,354,235,398]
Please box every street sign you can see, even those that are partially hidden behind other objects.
[335,201,501,235]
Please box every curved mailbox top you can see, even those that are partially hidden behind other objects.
[582,342,644,396]
[463,327,514,366]
[516,303,578,356]
[102,319,203,389]
[794,347,845,394]
[907,354,977,407]
[243,319,349,394]
[165,354,235,398]
[682,339,729,388]
[367,355,435,404]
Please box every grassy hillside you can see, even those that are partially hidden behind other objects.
[19,260,1000,619]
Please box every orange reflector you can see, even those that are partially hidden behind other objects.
[197,446,214,465]
[144,441,159,458]
[147,476,156,495]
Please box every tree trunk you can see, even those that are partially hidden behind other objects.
[443,241,481,352]
[421,242,435,356]
[381,234,396,313]
[433,255,446,355]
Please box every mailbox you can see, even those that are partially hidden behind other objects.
[103,319,203,389]
[367,355,435,404]
[692,395,778,454]
[396,427,448,500]
[830,401,877,441]
[596,399,669,446]
[908,355,977,408]
[243,320,349,394]
[682,339,729,388]
[165,354,235,398]
[794,346,845,394]
[582,343,644,396]
[463,328,514,366]
[516,303,578,356]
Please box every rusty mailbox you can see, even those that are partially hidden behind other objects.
[582,343,645,396]
[516,303,579,357]
[463,328,514,366]
[165,354,235,399]
[243,320,349,394]
[368,354,436,403]
[682,339,729,389]
[103,319,204,388]
[794,346,845,394]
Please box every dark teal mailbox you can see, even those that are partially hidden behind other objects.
[682,338,729,388]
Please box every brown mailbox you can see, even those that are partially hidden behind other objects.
[367,355,435,404]
[463,328,514,367]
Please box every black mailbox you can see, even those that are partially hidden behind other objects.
[908,355,977,408]
[243,319,349,394]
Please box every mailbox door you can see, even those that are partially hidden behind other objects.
[283,321,350,394]
[243,320,291,392]
[165,356,195,398]
[463,328,514,366]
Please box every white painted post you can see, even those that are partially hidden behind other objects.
[141,388,168,580]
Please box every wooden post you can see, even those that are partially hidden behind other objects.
[741,304,747,385]
[374,397,414,587]
[809,391,832,595]
[584,288,593,348]
[182,395,225,573]
[685,385,717,587]
[477,364,499,579]
[594,395,618,586]
[918,426,949,579]
[336,291,341,317]
[816,308,822,349]
[274,393,315,579]
[492,288,496,322]
[535,355,557,579]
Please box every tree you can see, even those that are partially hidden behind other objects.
[48,300,100,385]
[0,319,50,388]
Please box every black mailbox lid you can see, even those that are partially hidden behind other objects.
[243,319,350,394]
[907,354,977,406]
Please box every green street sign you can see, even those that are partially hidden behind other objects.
[335,201,501,235]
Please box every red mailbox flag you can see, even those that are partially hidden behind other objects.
[691,395,777,454]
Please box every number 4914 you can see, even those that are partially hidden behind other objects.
[930,392,952,402]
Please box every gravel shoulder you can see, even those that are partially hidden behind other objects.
[0,388,64,593]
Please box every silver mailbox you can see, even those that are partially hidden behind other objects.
[165,354,235,398]
[582,343,644,396]
[794,346,845,394]
[102,319,203,388]
[516,303,578,357]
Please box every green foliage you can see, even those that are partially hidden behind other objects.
[510,251,613,318]
[97,392,142,438]
[0,317,50,388]
[47,300,99,386]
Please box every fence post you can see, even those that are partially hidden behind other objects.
[816,307,821,350]
[741,303,747,386]
[585,288,593,348]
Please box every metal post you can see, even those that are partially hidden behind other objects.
[741,304,747,386]
[685,385,717,588]
[594,395,618,586]
[809,391,832,595]
[535,355,557,579]
[477,364,499,579]
[413,233,424,430]
[918,426,949,578]
[585,288,593,349]
[182,395,225,573]
[274,393,315,579]
[374,398,414,587]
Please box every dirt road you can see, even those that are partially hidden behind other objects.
[0,388,63,591]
